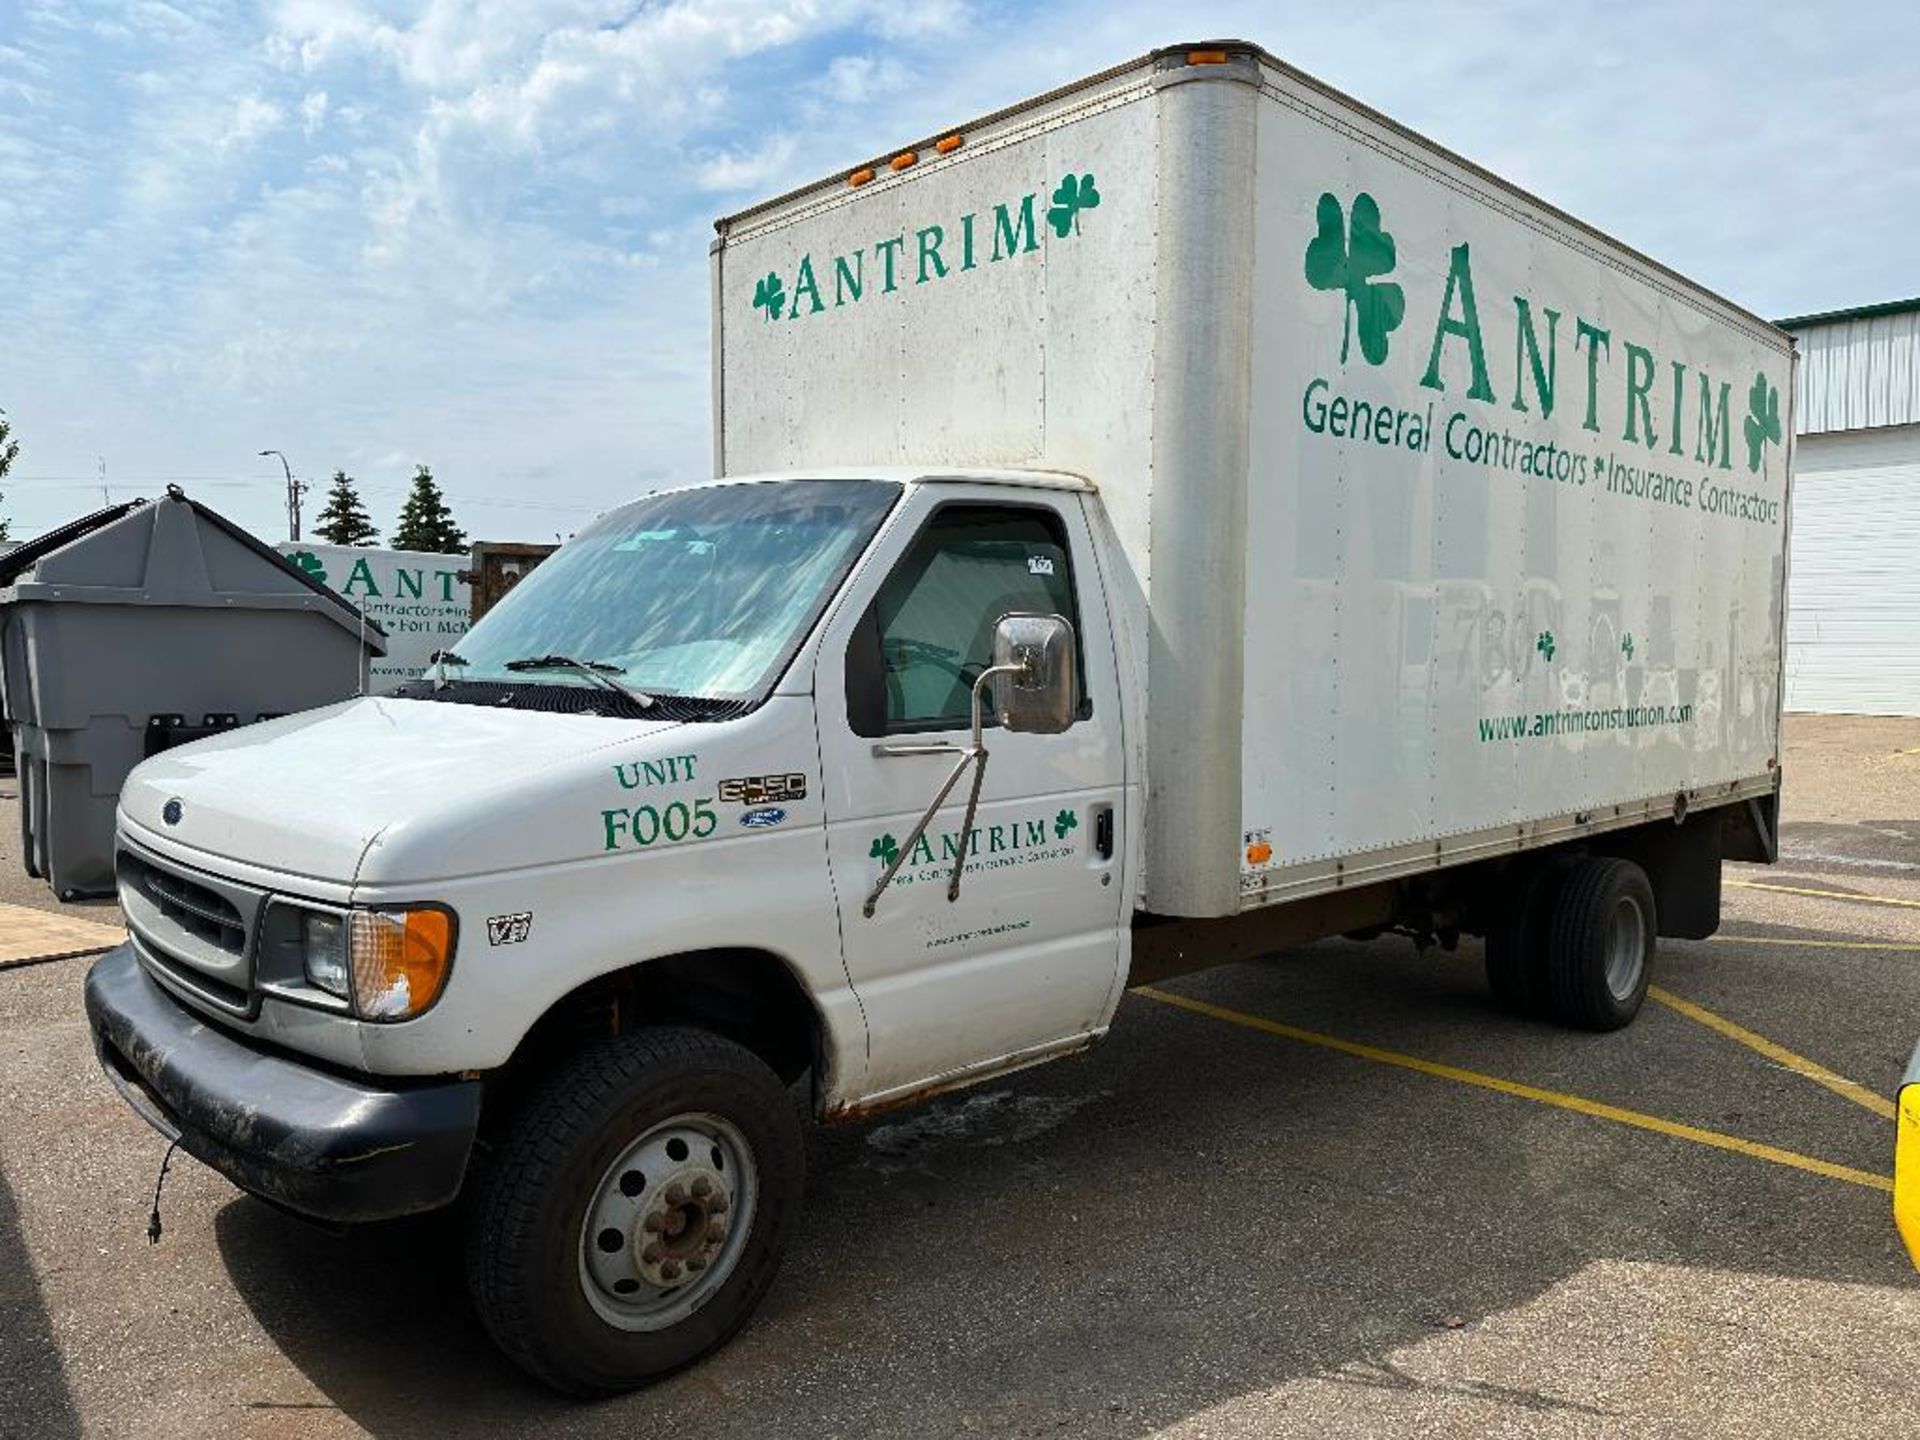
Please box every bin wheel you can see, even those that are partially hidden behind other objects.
[466,1026,804,1396]
[1545,857,1656,1031]
[1483,861,1568,1017]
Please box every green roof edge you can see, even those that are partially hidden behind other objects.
[1775,296,1920,330]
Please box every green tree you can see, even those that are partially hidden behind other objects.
[390,465,467,554]
[311,469,380,546]
[0,407,18,543]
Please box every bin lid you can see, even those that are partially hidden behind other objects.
[0,489,387,654]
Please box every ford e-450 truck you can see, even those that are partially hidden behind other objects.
[86,41,1793,1394]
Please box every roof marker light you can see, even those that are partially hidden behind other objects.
[1186,50,1230,65]
[935,134,963,154]
[890,150,918,171]
[849,167,876,187]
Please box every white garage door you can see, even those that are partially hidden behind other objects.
[1786,423,1920,714]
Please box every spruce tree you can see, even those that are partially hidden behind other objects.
[389,465,467,554]
[311,469,380,546]
[0,408,18,543]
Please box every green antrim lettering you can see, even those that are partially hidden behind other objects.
[992,194,1039,261]
[395,568,424,600]
[875,236,905,293]
[1623,342,1658,447]
[1511,298,1559,418]
[1666,360,1687,457]
[344,555,379,597]
[834,252,863,307]
[1696,375,1732,468]
[960,212,978,270]
[1575,320,1610,433]
[1419,243,1494,400]
[789,254,825,316]
[916,225,947,284]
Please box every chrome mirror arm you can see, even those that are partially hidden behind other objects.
[862,661,1025,918]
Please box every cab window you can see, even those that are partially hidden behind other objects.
[848,504,1086,736]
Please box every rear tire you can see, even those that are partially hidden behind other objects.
[1545,857,1656,1031]
[466,1027,804,1396]
[1483,861,1567,1017]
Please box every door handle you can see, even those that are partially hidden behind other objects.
[1093,805,1114,860]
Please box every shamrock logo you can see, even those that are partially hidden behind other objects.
[752,271,786,322]
[288,549,327,585]
[1053,808,1078,841]
[1620,633,1635,662]
[1304,191,1404,366]
[869,833,899,866]
[1535,631,1556,663]
[1743,370,1781,473]
[1046,173,1100,238]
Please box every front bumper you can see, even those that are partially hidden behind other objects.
[84,944,482,1224]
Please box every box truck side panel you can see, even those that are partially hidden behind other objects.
[1240,69,1792,903]
[713,71,1163,596]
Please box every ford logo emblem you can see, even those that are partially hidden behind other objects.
[162,798,184,826]
[739,807,787,830]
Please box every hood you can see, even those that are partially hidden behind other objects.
[120,696,679,883]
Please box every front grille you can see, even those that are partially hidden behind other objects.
[116,847,264,1016]
[122,855,246,956]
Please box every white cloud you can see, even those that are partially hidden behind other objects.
[299,88,329,134]
[693,133,799,193]
[222,94,283,150]
[819,54,913,104]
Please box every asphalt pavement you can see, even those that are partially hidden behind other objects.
[2,714,1917,1438]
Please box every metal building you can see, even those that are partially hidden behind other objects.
[1779,298,1920,715]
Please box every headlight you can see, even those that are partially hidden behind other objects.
[301,912,350,998]
[281,903,456,1021]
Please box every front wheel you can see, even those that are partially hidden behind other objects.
[467,1027,804,1395]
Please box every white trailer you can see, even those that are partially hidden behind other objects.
[87,42,1790,1395]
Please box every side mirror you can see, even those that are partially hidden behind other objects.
[989,612,1076,735]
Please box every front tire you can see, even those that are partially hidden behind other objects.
[1545,857,1656,1031]
[467,1027,804,1396]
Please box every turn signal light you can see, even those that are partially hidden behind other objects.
[350,907,455,1022]
[1246,840,1273,865]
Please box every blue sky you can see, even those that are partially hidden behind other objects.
[2,0,1916,543]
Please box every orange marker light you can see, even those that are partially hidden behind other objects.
[1186,50,1230,65]
[848,167,876,187]
[1246,841,1273,865]
[935,134,963,154]
[890,150,918,171]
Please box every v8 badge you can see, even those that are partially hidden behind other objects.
[487,912,533,946]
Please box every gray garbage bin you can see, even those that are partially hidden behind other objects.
[0,489,386,898]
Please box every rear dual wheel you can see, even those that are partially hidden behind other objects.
[1484,856,1655,1031]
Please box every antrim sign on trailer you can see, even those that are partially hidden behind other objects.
[277,543,470,693]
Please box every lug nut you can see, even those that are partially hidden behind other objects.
[706,1221,727,1243]
[659,1259,682,1281]
[691,1176,712,1198]
[642,1213,666,1233]
[664,1182,687,1205]
[642,1243,664,1263]
[687,1256,706,1272]
[709,1195,729,1215]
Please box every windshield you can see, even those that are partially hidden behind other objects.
[449,480,900,702]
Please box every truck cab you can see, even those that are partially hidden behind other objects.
[88,467,1134,1392]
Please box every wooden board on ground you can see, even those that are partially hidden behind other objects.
[0,902,125,966]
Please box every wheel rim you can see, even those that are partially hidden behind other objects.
[1604,894,1647,1001]
[576,1113,758,1332]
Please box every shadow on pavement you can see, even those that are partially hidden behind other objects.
[211,942,1913,1440]
[0,1164,82,1440]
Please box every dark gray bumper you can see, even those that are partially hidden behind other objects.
[84,944,482,1224]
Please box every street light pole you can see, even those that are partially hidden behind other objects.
[258,449,306,542]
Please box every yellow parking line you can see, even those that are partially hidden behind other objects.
[1647,985,1896,1121]
[1728,879,1920,910]
[1713,934,1920,951]
[1134,986,1893,1194]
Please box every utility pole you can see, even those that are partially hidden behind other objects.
[258,449,306,541]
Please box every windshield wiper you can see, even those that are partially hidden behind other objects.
[501,654,655,710]
[427,649,468,690]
